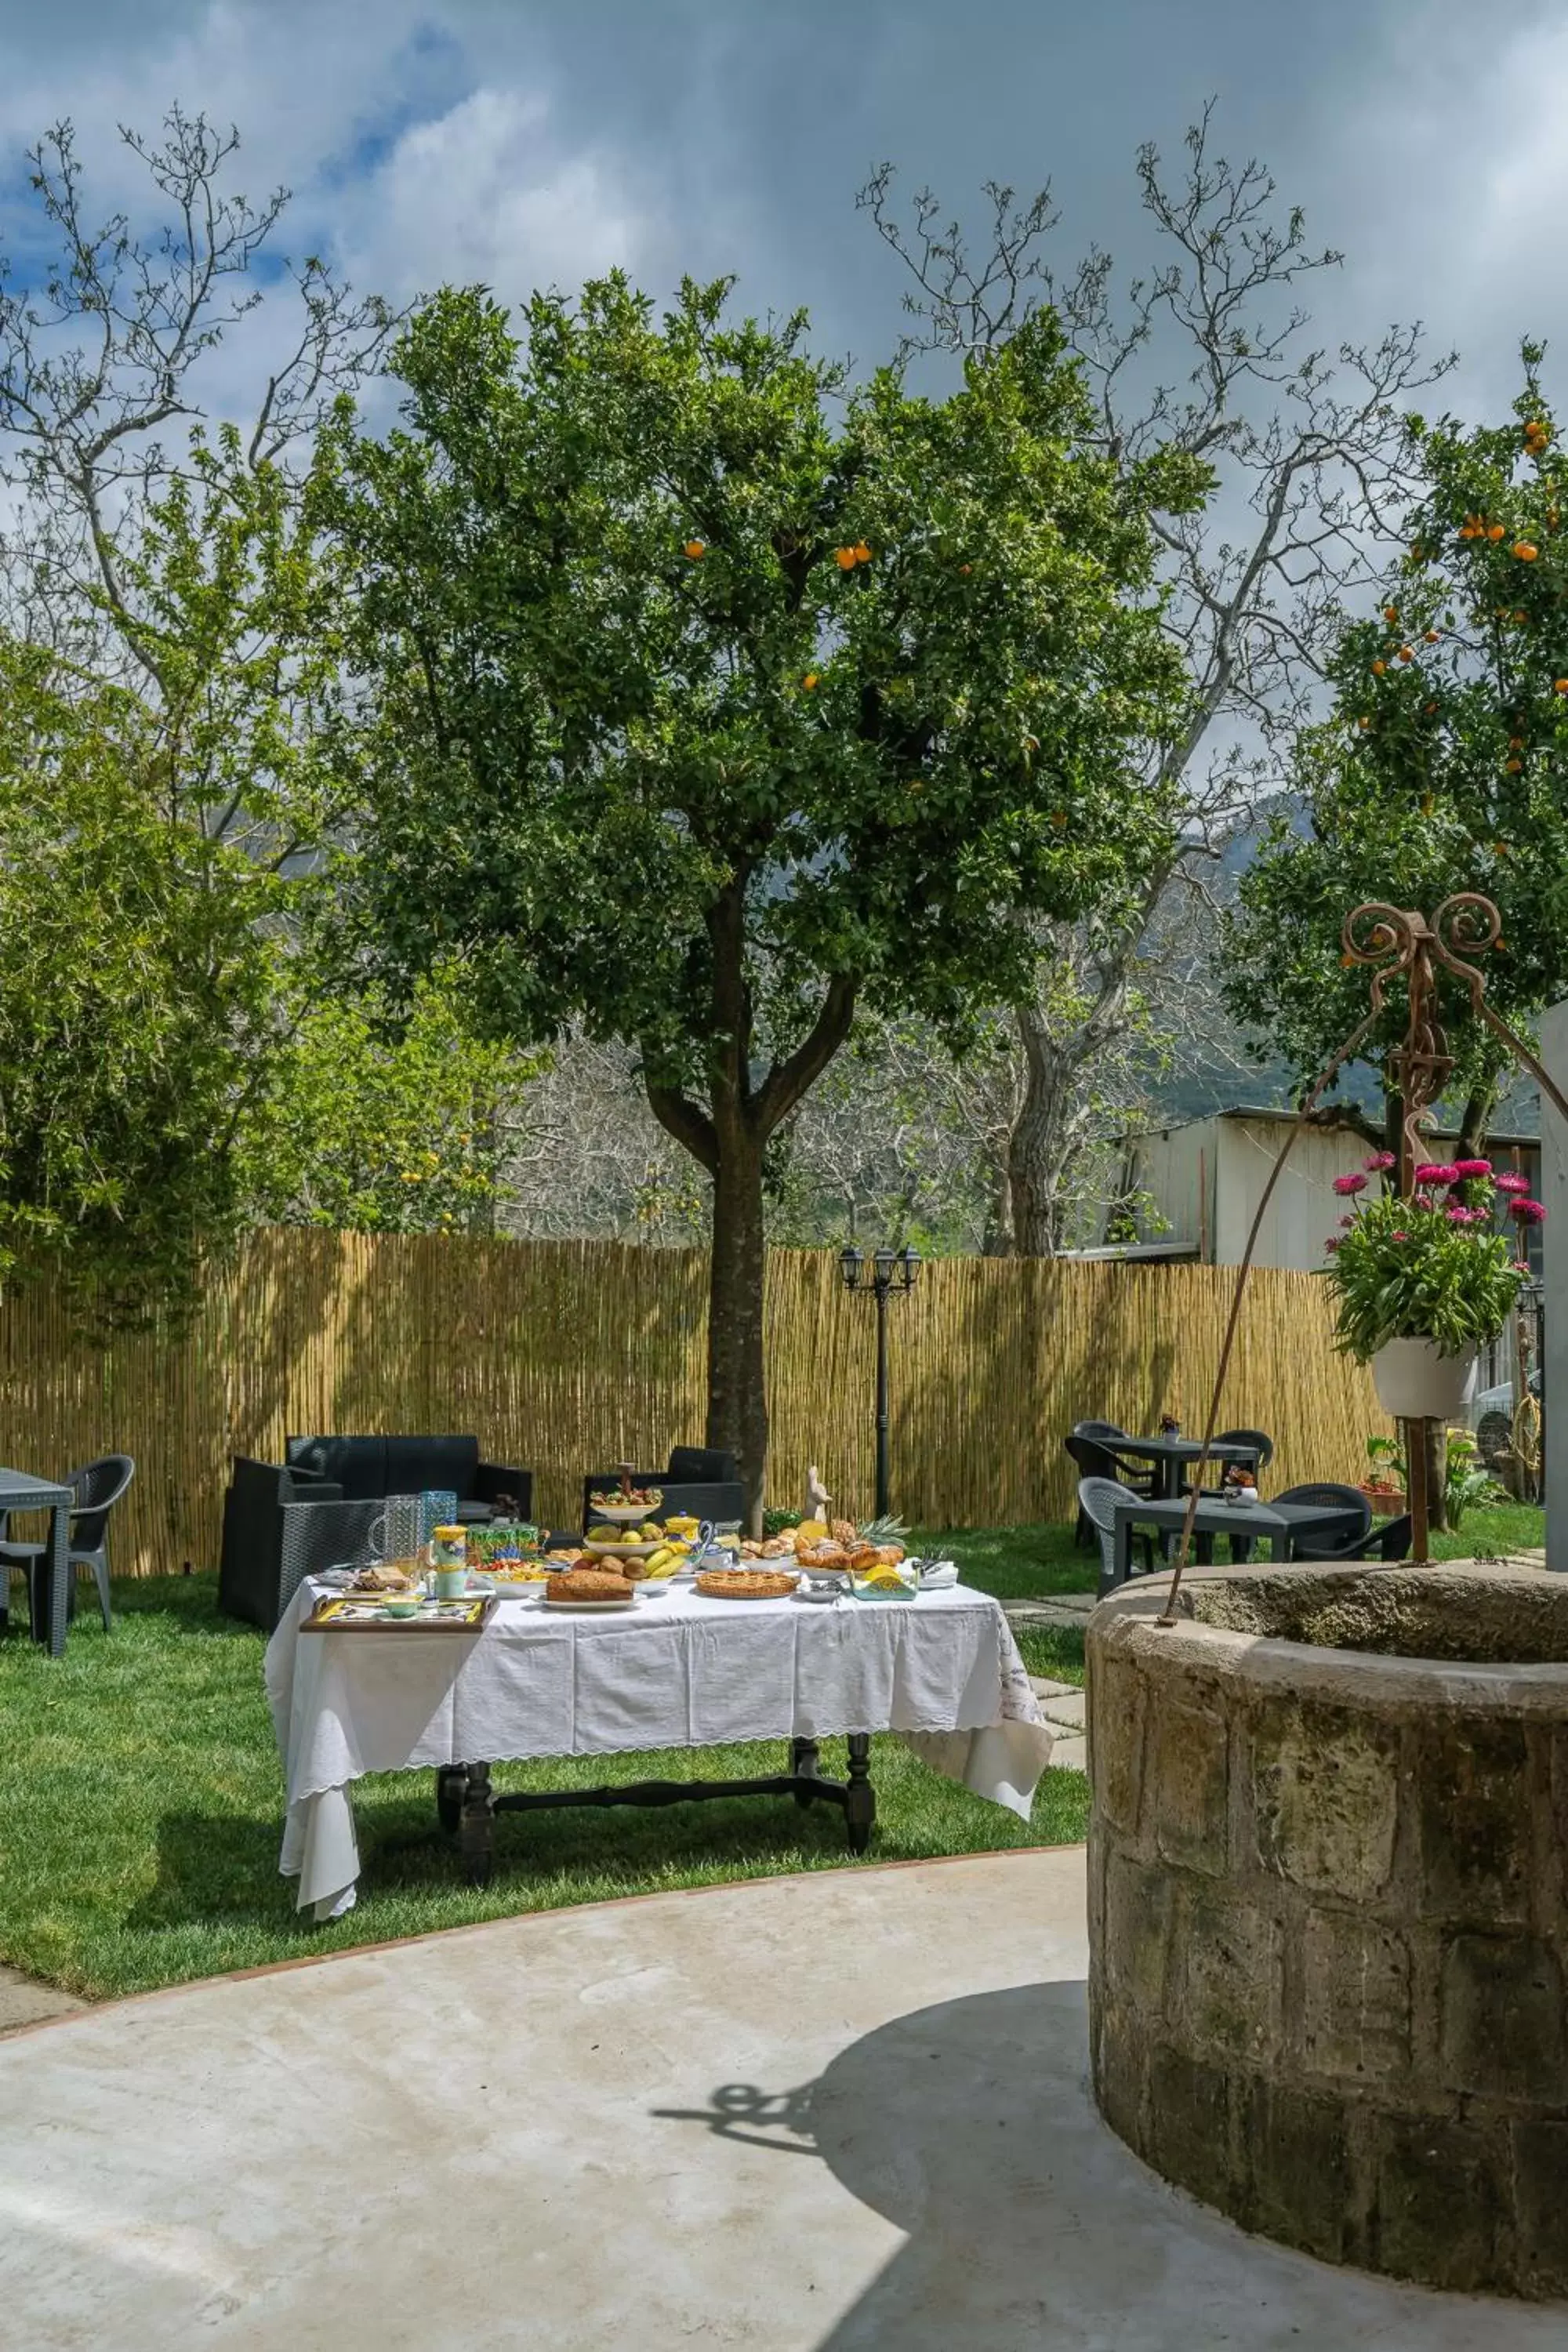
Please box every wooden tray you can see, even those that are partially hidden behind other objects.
[302,1595,498,1633]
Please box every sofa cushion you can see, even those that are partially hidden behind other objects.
[286,1436,389,1501]
[667,1445,738,1483]
[386,1436,480,1499]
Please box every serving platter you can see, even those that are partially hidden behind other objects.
[539,1592,641,1612]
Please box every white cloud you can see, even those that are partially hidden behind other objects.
[1311,5,1568,417]
[0,3,659,450]
[338,84,655,308]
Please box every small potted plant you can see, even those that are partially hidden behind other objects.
[1359,1432,1407,1515]
[1321,1156,1541,1420]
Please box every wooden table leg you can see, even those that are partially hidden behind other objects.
[459,1761,494,1886]
[844,1734,875,1853]
[436,1766,466,1834]
[790,1737,823,1809]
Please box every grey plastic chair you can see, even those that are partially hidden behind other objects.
[1077,1476,1160,1590]
[0,1454,135,1632]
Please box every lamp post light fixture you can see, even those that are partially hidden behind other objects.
[839,1241,921,1519]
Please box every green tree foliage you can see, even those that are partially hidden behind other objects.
[1227,354,1568,1134]
[243,975,529,1233]
[0,641,284,1320]
[335,274,1204,1515]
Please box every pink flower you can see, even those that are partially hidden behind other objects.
[1452,1157,1493,1178]
[1338,1212,1357,1228]
[1514,1259,1533,1274]
[1362,1151,1396,1172]
[1414,1162,1460,1186]
[1392,1230,1409,1242]
[1510,1197,1548,1225]
[1446,1204,1483,1224]
[1332,1172,1368,1196]
[1495,1172,1531,1195]
[1323,1236,1341,1253]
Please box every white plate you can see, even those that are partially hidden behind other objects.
[586,1498,662,1523]
[539,1592,640,1611]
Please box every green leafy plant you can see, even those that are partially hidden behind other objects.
[1363,1432,1407,1488]
[1322,1162,1531,1360]
[1443,1428,1505,1530]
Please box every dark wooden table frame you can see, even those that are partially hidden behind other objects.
[0,1472,74,1659]
[434,1735,876,1886]
[1104,1495,1365,1597]
[1105,1436,1261,1502]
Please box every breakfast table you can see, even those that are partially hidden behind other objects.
[265,1578,1053,1920]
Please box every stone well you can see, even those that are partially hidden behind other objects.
[1087,1564,1568,2300]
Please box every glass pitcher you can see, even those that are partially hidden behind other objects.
[368,1493,423,1570]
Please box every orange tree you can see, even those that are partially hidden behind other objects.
[331,275,1204,1523]
[1227,349,1568,1142]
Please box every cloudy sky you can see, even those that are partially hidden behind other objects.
[1,0,1565,427]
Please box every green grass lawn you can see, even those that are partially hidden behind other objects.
[1,1501,1539,2002]
[0,1566,1089,2001]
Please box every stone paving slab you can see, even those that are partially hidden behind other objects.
[1004,1595,1096,1629]
[2,1852,1561,2347]
[0,1964,85,2036]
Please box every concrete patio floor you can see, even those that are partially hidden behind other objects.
[2,1847,1562,2350]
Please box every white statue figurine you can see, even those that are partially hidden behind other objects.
[804,1464,832,1523]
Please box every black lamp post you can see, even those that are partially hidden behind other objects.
[840,1241,921,1519]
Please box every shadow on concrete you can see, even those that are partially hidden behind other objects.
[654,1981,1566,2351]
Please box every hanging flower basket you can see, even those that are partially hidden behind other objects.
[1370,1337,1479,1422]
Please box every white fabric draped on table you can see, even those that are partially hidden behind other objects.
[265,1581,1053,1920]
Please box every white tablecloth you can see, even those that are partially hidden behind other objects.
[265,1581,1053,1918]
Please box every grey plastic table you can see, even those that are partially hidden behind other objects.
[1104,1494,1366,1596]
[1102,1435,1264,1502]
[0,1471,74,1657]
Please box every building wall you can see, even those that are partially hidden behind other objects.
[1211,1119,1366,1272]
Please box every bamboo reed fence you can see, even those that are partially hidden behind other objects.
[0,1232,1387,1579]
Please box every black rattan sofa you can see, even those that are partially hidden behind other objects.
[217,1435,533,1630]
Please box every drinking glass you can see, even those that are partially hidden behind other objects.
[419,1490,459,1552]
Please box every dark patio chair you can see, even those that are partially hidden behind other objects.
[1192,1425,1275,1497]
[1272,1480,1372,1562]
[1077,1476,1160,1592]
[1372,1513,1413,1563]
[0,1454,135,1632]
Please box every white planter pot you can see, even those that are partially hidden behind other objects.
[1371,1338,1479,1422]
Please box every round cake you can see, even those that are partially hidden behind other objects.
[545,1568,633,1603]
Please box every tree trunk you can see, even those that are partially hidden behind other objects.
[1007,1000,1079,1255]
[705,1117,769,1535]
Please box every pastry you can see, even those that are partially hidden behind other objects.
[694,1569,800,1600]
